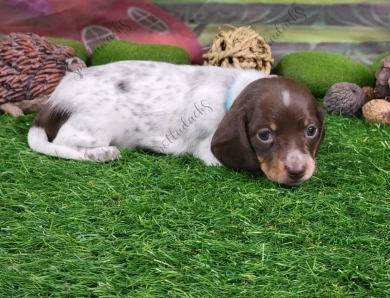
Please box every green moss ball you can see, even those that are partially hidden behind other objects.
[371,51,390,74]
[47,37,88,63]
[273,51,375,98]
[89,40,191,66]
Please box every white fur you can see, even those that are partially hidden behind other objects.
[28,61,269,163]
[286,149,305,165]
[282,90,291,107]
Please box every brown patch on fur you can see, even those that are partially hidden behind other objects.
[304,119,310,127]
[257,156,264,163]
[260,159,285,183]
[270,122,277,131]
[117,80,130,92]
[32,104,71,142]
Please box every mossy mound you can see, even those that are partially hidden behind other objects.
[47,37,88,63]
[89,40,191,66]
[371,51,390,74]
[273,51,375,98]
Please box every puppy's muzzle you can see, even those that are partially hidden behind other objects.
[285,163,306,180]
[259,150,316,186]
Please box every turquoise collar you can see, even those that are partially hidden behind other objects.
[225,80,235,111]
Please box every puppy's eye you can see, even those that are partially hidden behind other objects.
[258,129,273,142]
[306,126,317,137]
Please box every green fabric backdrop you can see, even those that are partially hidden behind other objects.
[151,0,390,66]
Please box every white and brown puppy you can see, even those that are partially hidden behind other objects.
[28,61,325,186]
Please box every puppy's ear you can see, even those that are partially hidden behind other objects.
[314,104,325,157]
[211,107,260,172]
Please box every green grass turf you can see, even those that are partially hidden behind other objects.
[1,111,390,297]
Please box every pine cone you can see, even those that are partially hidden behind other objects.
[373,56,390,100]
[324,82,366,117]
[0,32,86,117]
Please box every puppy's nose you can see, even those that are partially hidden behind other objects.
[285,164,306,179]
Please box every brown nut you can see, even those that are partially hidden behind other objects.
[362,86,375,103]
[362,99,390,124]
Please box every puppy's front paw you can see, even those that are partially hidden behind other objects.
[200,155,222,166]
[83,146,121,162]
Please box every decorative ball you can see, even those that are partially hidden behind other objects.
[89,40,191,67]
[324,82,366,117]
[0,32,86,117]
[273,51,375,98]
[202,26,274,75]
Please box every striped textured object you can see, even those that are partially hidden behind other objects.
[151,0,390,67]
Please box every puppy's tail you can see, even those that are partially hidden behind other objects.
[27,127,87,160]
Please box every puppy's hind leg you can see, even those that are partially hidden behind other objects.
[53,123,121,162]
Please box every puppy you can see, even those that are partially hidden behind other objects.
[27,60,325,186]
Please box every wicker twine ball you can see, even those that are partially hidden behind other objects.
[202,26,274,75]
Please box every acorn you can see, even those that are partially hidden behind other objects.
[362,86,375,103]
[362,99,390,124]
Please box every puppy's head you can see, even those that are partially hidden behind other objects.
[211,76,325,186]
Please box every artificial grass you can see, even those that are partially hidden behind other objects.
[1,111,390,297]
